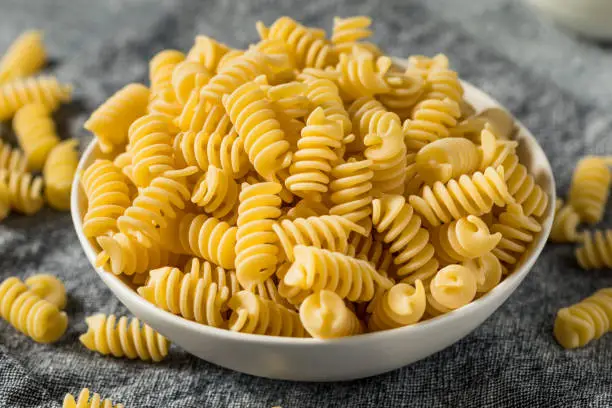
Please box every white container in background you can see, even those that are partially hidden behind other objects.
[526,0,612,40]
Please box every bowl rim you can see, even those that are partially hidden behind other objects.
[71,77,556,346]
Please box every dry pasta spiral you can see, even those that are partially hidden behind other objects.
[576,229,612,270]
[300,290,362,338]
[0,169,44,215]
[138,266,229,327]
[43,139,78,210]
[429,264,477,310]
[149,49,185,96]
[348,233,394,273]
[462,252,502,293]
[0,75,71,121]
[372,194,439,282]
[283,245,393,302]
[80,313,169,362]
[187,35,230,72]
[273,215,363,262]
[406,54,449,78]
[368,280,426,331]
[228,290,306,337]
[171,60,210,104]
[415,137,480,184]
[285,107,343,200]
[335,52,391,100]
[297,74,351,135]
[0,140,26,174]
[432,215,502,263]
[346,96,388,151]
[80,159,131,238]
[409,166,512,227]
[184,256,240,300]
[0,277,68,343]
[377,72,424,119]
[403,98,460,144]
[12,103,60,171]
[85,83,150,153]
[329,158,374,234]
[549,198,580,243]
[63,388,124,408]
[421,67,464,103]
[24,274,67,310]
[174,75,217,132]
[331,16,374,56]
[235,182,282,288]
[568,156,611,224]
[490,204,542,266]
[554,288,612,349]
[223,81,291,181]
[0,31,45,83]
[117,167,196,247]
[191,165,239,219]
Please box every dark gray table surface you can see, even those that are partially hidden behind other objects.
[1,0,611,406]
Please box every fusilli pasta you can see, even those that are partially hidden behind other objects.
[429,264,477,310]
[12,103,60,171]
[568,156,611,224]
[24,274,66,310]
[300,290,362,338]
[0,169,44,215]
[575,229,612,270]
[43,139,78,210]
[490,204,542,266]
[0,31,45,83]
[63,388,124,408]
[368,280,426,331]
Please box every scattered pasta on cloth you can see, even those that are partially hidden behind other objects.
[79,16,552,339]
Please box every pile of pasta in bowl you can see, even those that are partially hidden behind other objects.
[80,16,550,339]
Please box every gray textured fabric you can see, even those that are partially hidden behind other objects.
[1,0,612,406]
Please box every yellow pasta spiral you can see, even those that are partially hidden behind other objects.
[138,267,229,327]
[568,156,611,224]
[96,232,179,276]
[0,169,44,215]
[368,280,426,331]
[174,75,216,132]
[331,16,374,56]
[409,166,512,227]
[0,76,71,121]
[462,252,502,293]
[421,67,464,103]
[192,165,239,219]
[171,60,211,104]
[186,35,231,73]
[228,290,306,337]
[273,215,363,262]
[184,256,240,301]
[149,49,185,96]
[43,139,78,210]
[402,97,460,144]
[0,31,46,84]
[348,233,394,273]
[127,114,177,187]
[554,288,612,349]
[415,137,480,184]
[84,83,150,153]
[0,277,68,343]
[0,139,27,174]
[429,264,477,310]
[372,194,439,282]
[283,245,393,302]
[216,49,246,72]
[117,167,196,247]
[346,96,391,152]
[377,72,424,119]
[297,74,351,135]
[335,52,391,100]
[261,16,334,69]
[80,313,169,362]
[300,290,363,338]
[24,274,66,310]
[63,389,124,408]
[490,204,542,266]
[285,107,343,200]
[549,198,580,243]
[147,87,182,119]
[576,229,612,270]
[235,182,282,288]
[80,159,131,238]
[285,198,329,220]
[329,158,374,234]
[12,103,60,171]
[223,81,292,181]
[433,215,502,263]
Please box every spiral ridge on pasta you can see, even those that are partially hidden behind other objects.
[80,313,169,362]
[549,198,580,243]
[191,165,239,219]
[415,137,480,184]
[43,139,78,210]
[223,81,291,181]
[0,277,68,343]
[284,245,393,302]
[184,256,240,301]
[346,96,391,152]
[462,252,502,293]
[0,139,27,174]
[24,274,66,310]
[235,182,282,288]
[147,88,182,119]
[172,60,210,105]
[149,49,185,96]
[368,280,426,331]
[228,290,305,337]
[285,107,343,200]
[429,264,477,310]
[348,233,394,274]
[554,288,612,349]
[81,159,131,238]
[329,158,374,234]
[377,72,424,119]
[0,169,44,215]
[12,103,60,171]
[576,229,612,270]
[63,388,124,408]
[421,67,464,104]
[402,97,461,144]
[409,166,512,227]
[85,83,150,153]
[335,52,391,100]
[406,54,449,79]
[331,16,374,56]
[187,35,231,73]
[273,215,363,262]
[490,204,542,266]
[433,215,502,263]
[300,290,362,338]
[0,75,71,121]
[372,194,439,281]
[117,167,196,247]
[138,267,229,327]
[261,16,333,69]
[568,156,611,224]
[0,31,46,84]
[175,75,217,132]
[297,74,351,135]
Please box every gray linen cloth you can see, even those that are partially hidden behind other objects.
[1,0,611,406]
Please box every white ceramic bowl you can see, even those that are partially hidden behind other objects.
[71,76,555,382]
